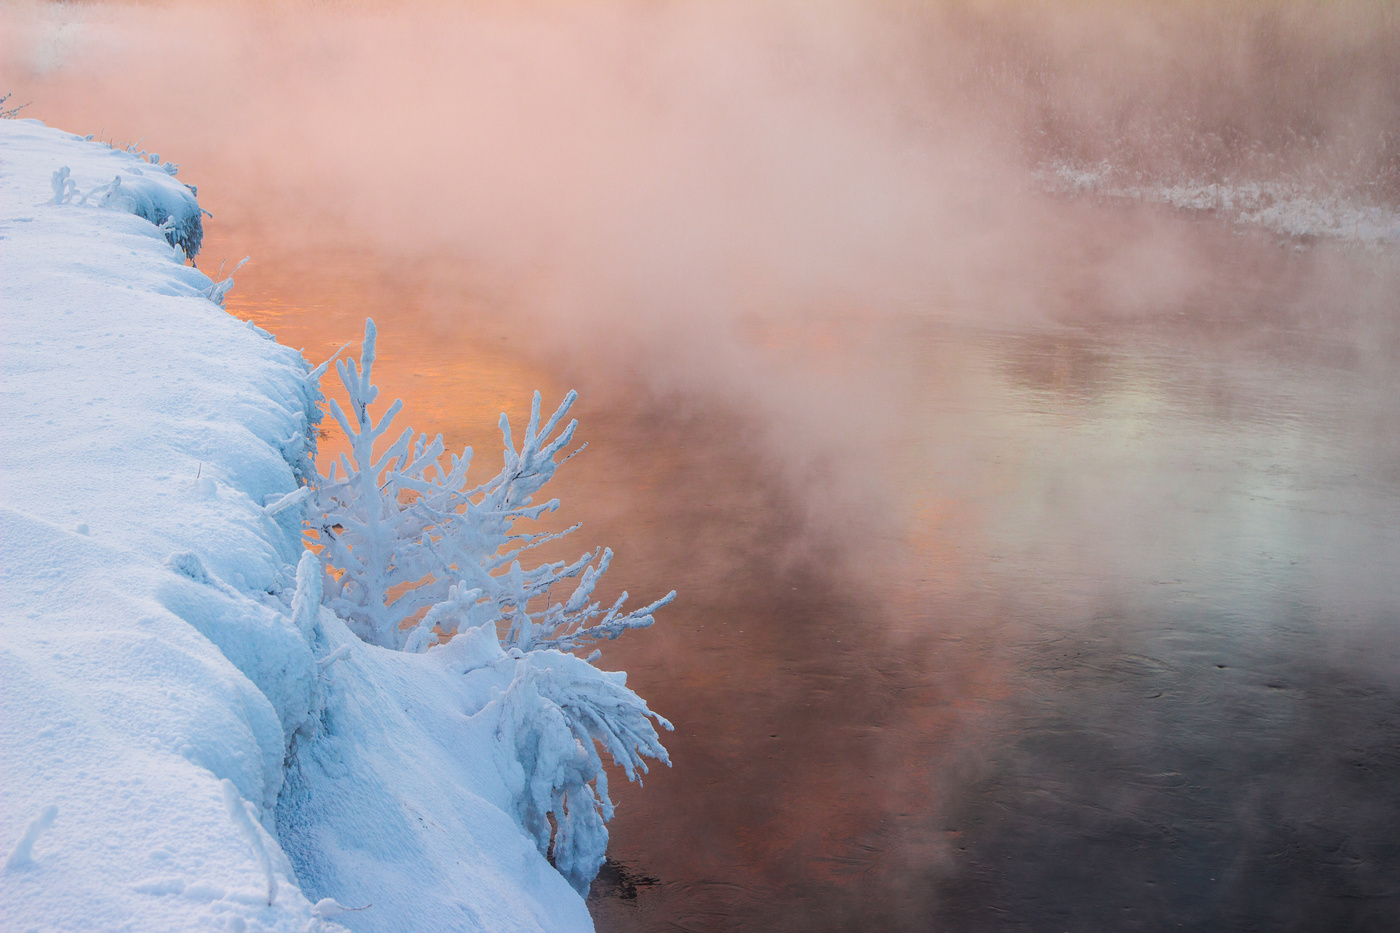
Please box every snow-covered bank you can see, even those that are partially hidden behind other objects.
[0,116,336,931]
[1,119,610,932]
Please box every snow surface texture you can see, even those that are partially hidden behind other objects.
[1039,161,1400,246]
[0,119,617,932]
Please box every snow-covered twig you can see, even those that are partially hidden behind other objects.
[317,645,351,670]
[49,167,78,205]
[289,549,323,640]
[0,92,29,119]
[313,898,371,918]
[263,485,310,518]
[206,256,250,307]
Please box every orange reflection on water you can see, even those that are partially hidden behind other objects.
[214,241,561,476]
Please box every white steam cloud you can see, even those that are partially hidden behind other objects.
[3,0,1396,543]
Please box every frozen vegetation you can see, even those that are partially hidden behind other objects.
[1,118,670,932]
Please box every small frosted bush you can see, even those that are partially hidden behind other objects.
[305,319,674,891]
[49,162,203,258]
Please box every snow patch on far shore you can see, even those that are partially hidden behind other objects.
[1040,161,1400,246]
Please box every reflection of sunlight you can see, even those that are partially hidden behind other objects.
[213,231,561,488]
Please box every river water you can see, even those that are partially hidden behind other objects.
[209,226,1400,932]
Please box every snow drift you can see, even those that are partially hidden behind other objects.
[1,118,660,932]
[1,116,337,933]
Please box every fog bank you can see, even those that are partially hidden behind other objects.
[4,0,1397,545]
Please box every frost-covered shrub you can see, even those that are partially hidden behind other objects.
[306,318,676,892]
[90,173,204,258]
[49,163,203,258]
[309,319,673,653]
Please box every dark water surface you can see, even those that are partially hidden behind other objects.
[211,232,1400,932]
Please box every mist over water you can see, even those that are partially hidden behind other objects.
[6,1,1400,929]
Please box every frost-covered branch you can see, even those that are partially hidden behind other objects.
[0,92,29,120]
[494,651,672,894]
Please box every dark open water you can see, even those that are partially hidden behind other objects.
[213,230,1400,933]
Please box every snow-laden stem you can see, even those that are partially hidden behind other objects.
[496,651,672,894]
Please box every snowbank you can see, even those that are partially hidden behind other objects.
[1,119,595,932]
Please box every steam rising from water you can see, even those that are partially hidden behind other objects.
[5,0,1398,622]
[5,6,1396,316]
[17,1,1397,533]
[5,0,1397,625]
